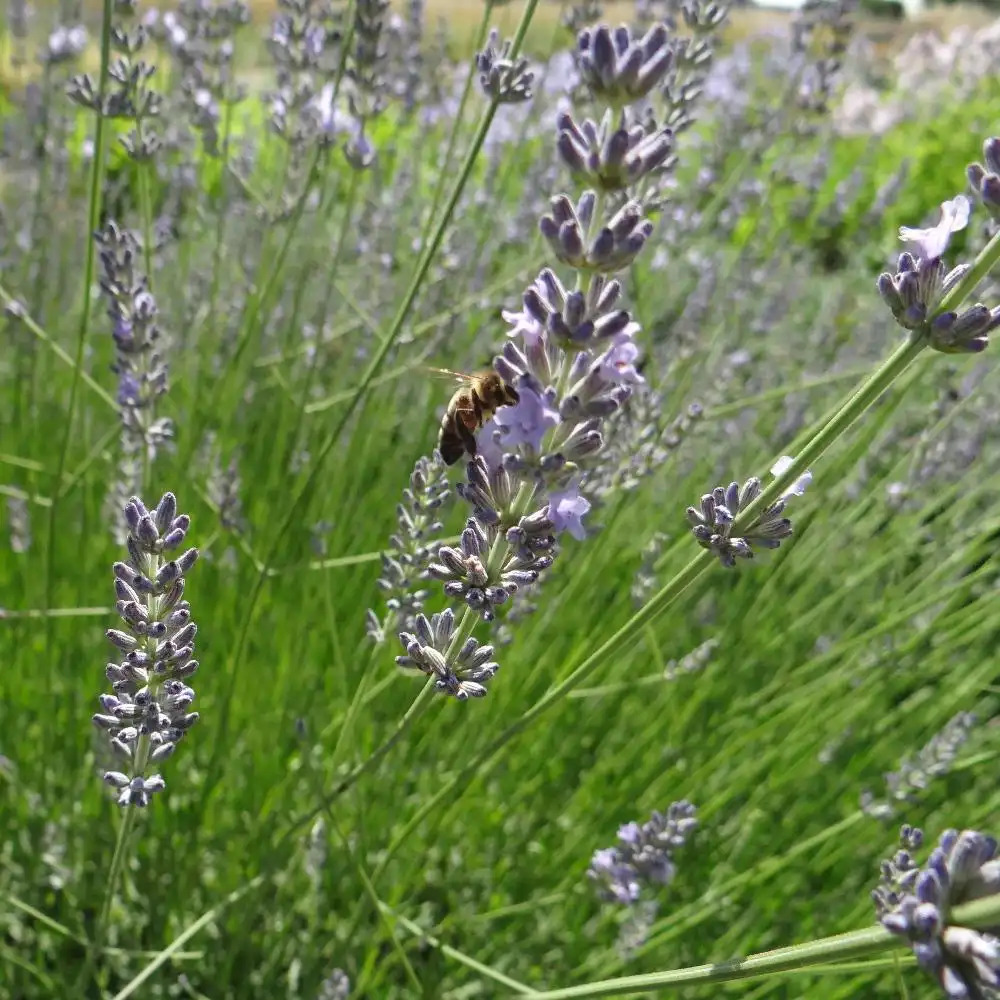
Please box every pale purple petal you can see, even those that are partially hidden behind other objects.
[598,332,644,384]
[495,383,559,452]
[899,196,970,260]
[770,455,812,498]
[549,480,591,540]
[502,305,545,350]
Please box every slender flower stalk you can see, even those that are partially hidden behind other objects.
[379,15,698,698]
[43,0,114,629]
[368,142,1000,882]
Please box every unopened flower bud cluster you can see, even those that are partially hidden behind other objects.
[875,825,1000,1000]
[68,0,162,161]
[94,494,201,807]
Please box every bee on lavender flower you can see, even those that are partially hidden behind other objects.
[431,367,519,465]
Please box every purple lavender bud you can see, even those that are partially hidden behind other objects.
[578,22,676,105]
[928,303,997,354]
[967,137,1000,220]
[395,610,499,700]
[476,28,533,104]
[687,469,804,567]
[96,494,201,807]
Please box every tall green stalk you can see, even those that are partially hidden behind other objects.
[200,0,543,804]
[42,0,114,627]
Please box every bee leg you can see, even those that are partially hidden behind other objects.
[456,406,479,457]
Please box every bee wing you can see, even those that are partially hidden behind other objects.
[426,366,474,385]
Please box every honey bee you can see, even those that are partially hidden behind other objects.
[431,367,519,466]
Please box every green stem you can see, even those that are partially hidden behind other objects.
[43,0,113,627]
[309,776,423,995]
[520,895,1000,998]
[274,679,437,852]
[137,151,155,281]
[735,335,925,532]
[201,0,541,803]
[746,222,1000,527]
[416,0,493,250]
[72,810,136,997]
[373,553,713,886]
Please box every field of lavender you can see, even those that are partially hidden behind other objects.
[3,0,1000,997]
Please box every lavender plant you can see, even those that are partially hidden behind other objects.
[588,800,698,952]
[94,492,200,807]
[8,2,1000,996]
[861,711,977,820]
[67,0,162,162]
[145,0,250,157]
[875,825,1000,1000]
[95,221,173,538]
[382,19,694,700]
[266,0,347,153]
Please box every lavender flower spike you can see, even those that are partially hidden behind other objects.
[588,799,698,942]
[875,825,1000,1000]
[686,464,810,568]
[94,494,200,807]
[879,190,1000,355]
[898,196,970,263]
[476,28,534,104]
[577,23,675,107]
[967,137,1000,221]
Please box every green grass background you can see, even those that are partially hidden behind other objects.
[1,2,999,998]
